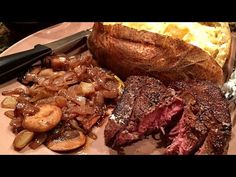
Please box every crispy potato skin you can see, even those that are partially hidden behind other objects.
[88,23,224,86]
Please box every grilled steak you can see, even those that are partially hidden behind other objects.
[104,76,185,148]
[104,76,231,155]
[104,76,145,147]
[166,80,231,155]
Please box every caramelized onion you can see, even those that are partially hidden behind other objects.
[10,118,23,129]
[8,51,121,152]
[102,89,118,99]
[35,96,67,108]
[94,91,104,106]
[14,102,39,117]
[68,105,95,115]
[2,88,25,96]
[51,55,69,71]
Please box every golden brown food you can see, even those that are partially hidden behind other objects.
[1,50,122,153]
[88,22,226,85]
[4,110,15,119]
[29,133,48,149]
[13,130,34,150]
[1,96,17,109]
[104,22,231,67]
[46,130,86,152]
[22,104,62,133]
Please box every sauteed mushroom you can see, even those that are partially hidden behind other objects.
[22,104,62,132]
[13,130,34,150]
[47,130,86,152]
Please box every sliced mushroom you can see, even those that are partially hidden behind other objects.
[47,131,86,152]
[69,119,86,133]
[22,104,62,132]
[1,96,17,109]
[4,110,15,119]
[29,133,48,149]
[13,130,34,150]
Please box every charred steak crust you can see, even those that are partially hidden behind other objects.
[165,106,209,155]
[166,80,231,155]
[105,76,185,148]
[104,76,145,146]
[104,76,231,155]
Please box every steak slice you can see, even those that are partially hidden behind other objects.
[166,80,231,155]
[165,106,208,155]
[104,76,231,154]
[104,76,184,148]
[104,76,146,147]
[196,126,231,155]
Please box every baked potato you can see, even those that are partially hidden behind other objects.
[87,22,230,86]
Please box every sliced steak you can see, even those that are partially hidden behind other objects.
[165,106,208,155]
[104,76,146,146]
[166,80,231,155]
[104,76,184,148]
[104,76,231,154]
[196,126,231,155]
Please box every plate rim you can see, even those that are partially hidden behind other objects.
[0,22,71,57]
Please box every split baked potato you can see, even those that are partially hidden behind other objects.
[88,22,231,86]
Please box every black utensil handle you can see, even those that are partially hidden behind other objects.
[0,44,52,83]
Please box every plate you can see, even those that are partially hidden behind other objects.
[0,22,236,155]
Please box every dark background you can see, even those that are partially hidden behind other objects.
[0,22,59,53]
[4,22,58,41]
